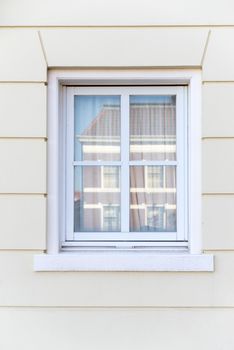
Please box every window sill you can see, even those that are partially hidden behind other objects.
[34,252,214,272]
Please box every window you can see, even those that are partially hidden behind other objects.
[34,70,214,271]
[65,86,186,245]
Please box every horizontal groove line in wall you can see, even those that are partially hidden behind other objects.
[0,249,46,252]
[2,24,234,28]
[202,193,234,196]
[0,193,47,196]
[0,137,47,140]
[203,249,234,252]
[1,306,234,310]
[0,81,47,84]
[203,81,234,83]
[202,137,234,140]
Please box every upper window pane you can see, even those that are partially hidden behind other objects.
[130,95,176,161]
[74,95,121,161]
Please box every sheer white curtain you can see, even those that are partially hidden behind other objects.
[129,96,176,232]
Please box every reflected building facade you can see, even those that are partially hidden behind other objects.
[74,99,177,233]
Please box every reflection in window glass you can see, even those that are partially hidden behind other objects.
[103,206,120,231]
[74,95,121,161]
[74,166,120,232]
[147,206,164,231]
[103,166,120,188]
[130,95,176,161]
[130,166,176,232]
[147,166,163,188]
[72,92,179,237]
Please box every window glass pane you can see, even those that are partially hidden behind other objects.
[130,95,176,161]
[74,95,121,161]
[130,166,176,232]
[74,166,120,232]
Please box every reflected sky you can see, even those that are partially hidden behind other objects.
[74,95,120,135]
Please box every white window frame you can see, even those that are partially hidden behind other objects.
[34,69,214,271]
[65,86,185,244]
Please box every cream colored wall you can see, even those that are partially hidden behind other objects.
[1,1,234,349]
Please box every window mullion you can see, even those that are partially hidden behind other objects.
[121,93,130,233]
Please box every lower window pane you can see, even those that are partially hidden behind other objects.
[130,166,176,232]
[74,166,120,232]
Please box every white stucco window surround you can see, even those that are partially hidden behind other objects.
[34,69,214,271]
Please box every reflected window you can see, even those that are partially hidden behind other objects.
[147,206,164,231]
[147,166,163,188]
[103,206,120,231]
[103,167,120,189]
